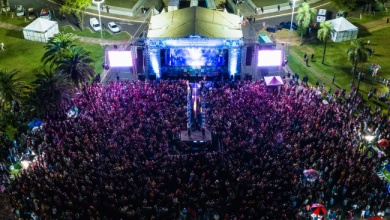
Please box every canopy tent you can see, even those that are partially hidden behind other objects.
[148,7,243,38]
[329,17,358,42]
[23,18,59,43]
[264,76,284,86]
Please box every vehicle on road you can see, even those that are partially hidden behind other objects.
[1,0,10,13]
[336,10,345,19]
[39,8,52,20]
[27,8,36,20]
[108,22,121,33]
[317,9,327,23]
[15,5,24,17]
[279,21,298,30]
[90,17,101,32]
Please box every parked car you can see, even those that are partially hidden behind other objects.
[1,0,10,13]
[336,10,345,19]
[108,22,121,33]
[279,21,298,30]
[27,8,36,20]
[39,8,52,20]
[15,5,24,16]
[89,17,101,32]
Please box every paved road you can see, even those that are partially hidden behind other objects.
[6,0,339,41]
[8,0,146,37]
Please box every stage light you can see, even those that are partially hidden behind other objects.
[150,50,160,78]
[20,160,30,169]
[257,50,282,67]
[108,51,133,67]
[229,49,239,76]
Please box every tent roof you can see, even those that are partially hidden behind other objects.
[24,18,58,33]
[330,17,357,32]
[148,7,243,38]
[264,76,284,86]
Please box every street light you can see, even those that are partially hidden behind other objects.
[92,0,104,43]
[288,0,297,54]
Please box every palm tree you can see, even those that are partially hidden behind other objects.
[378,0,388,11]
[55,47,95,86]
[0,69,30,111]
[42,32,76,68]
[317,21,333,64]
[25,69,73,117]
[296,2,317,45]
[346,39,368,83]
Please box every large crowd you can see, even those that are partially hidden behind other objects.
[2,79,390,219]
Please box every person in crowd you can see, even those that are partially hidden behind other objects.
[2,78,390,220]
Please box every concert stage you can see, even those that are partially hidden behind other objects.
[147,7,243,80]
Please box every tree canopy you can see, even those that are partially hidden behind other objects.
[329,0,358,12]
[60,0,91,30]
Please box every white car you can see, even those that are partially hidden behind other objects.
[15,5,24,17]
[108,22,121,33]
[89,17,101,32]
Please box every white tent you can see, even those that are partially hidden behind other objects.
[329,17,358,42]
[23,18,59,43]
[264,76,284,86]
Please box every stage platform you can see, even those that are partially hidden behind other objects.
[180,130,212,142]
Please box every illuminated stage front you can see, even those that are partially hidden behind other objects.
[146,7,243,79]
[148,36,242,79]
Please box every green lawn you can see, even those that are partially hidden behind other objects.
[0,27,104,83]
[288,26,390,110]
[60,25,132,41]
[0,13,32,27]
[0,29,46,83]
[104,0,138,8]
[251,0,289,7]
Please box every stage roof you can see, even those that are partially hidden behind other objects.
[148,7,243,39]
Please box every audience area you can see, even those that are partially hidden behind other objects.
[2,79,390,219]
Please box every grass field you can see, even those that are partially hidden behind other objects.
[288,26,390,110]
[104,0,139,8]
[0,27,104,83]
[251,0,289,7]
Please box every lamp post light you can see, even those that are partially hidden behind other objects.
[288,0,297,55]
[92,0,104,43]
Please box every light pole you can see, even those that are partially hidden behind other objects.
[92,0,104,43]
[288,0,297,55]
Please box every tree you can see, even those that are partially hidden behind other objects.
[60,0,92,30]
[317,21,333,64]
[41,32,76,68]
[25,69,73,117]
[346,39,368,83]
[296,2,317,45]
[378,0,388,11]
[56,47,95,86]
[0,70,30,111]
[329,0,357,12]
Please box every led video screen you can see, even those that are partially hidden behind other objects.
[257,50,282,67]
[108,51,133,67]
[164,48,228,67]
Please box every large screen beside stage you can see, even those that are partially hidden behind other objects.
[108,51,133,67]
[164,48,228,67]
[257,50,282,67]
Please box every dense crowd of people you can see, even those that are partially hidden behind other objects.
[3,79,390,219]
